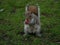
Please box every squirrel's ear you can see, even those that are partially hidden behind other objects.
[25,4,29,12]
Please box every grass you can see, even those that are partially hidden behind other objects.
[0,0,60,45]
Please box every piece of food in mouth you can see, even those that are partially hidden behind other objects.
[25,19,30,24]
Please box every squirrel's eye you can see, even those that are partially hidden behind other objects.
[29,15,31,17]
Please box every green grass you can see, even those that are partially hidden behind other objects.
[0,0,60,45]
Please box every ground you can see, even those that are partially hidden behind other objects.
[0,0,60,45]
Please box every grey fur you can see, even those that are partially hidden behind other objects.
[24,5,41,37]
